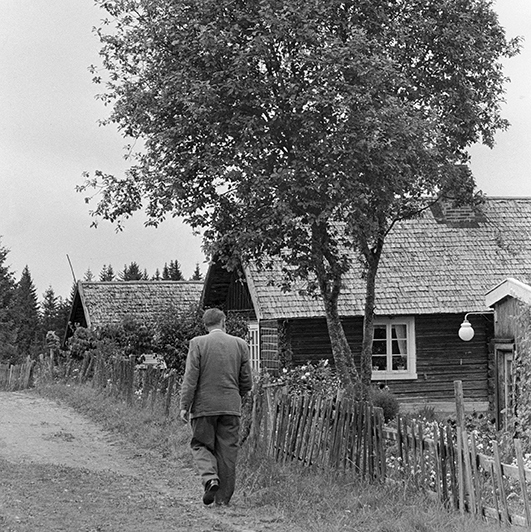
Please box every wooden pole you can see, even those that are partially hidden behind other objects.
[454,380,465,514]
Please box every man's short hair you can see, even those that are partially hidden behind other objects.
[203,308,226,328]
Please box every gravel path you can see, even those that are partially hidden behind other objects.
[0,391,295,532]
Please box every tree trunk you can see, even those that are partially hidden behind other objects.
[312,223,360,393]
[360,242,384,390]
[321,285,360,392]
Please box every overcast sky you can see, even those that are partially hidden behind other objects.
[1,1,530,300]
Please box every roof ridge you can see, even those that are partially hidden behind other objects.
[81,280,203,285]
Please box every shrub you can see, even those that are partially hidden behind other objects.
[370,387,400,422]
[271,359,341,398]
[155,304,250,375]
[155,304,205,374]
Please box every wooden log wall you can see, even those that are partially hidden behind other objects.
[286,313,492,405]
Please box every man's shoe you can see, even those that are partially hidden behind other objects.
[203,479,220,505]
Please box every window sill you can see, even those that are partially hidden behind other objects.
[371,371,417,381]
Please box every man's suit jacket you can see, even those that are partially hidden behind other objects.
[180,329,253,419]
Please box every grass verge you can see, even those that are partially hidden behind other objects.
[37,382,510,532]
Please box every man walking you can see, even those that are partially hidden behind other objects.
[180,308,253,506]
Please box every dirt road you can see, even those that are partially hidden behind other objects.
[0,391,294,532]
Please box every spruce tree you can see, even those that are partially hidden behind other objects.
[13,265,40,360]
[120,262,148,280]
[162,260,183,281]
[190,263,203,281]
[41,286,58,333]
[99,264,115,281]
[0,239,16,364]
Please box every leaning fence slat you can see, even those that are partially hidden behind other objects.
[355,401,364,474]
[295,395,310,462]
[446,424,458,510]
[306,395,322,466]
[462,430,476,515]
[515,438,531,527]
[362,404,369,478]
[493,441,511,524]
[433,424,443,501]
[164,373,175,417]
[376,408,386,481]
[337,401,350,470]
[438,423,449,504]
[301,395,316,465]
[457,426,465,514]
[470,432,482,516]
[490,460,502,524]
[278,395,292,462]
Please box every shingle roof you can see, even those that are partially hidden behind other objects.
[245,198,531,320]
[78,281,203,329]
[486,278,531,307]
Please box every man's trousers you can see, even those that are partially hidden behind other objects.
[190,414,240,505]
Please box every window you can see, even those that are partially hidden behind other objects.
[372,317,416,380]
[248,322,260,372]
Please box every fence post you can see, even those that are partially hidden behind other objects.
[164,372,175,417]
[126,356,135,406]
[454,380,465,514]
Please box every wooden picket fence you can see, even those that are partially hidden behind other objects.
[265,390,386,478]
[259,384,531,528]
[0,352,177,417]
[384,415,531,527]
[0,356,35,391]
[85,353,177,416]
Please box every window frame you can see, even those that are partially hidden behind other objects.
[371,317,417,381]
[248,322,261,373]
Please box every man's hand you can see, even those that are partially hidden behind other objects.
[180,409,189,423]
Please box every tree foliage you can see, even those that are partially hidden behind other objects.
[81,0,519,391]
[68,304,248,377]
[99,264,116,281]
[0,239,16,364]
[119,261,148,280]
[12,265,40,361]
[40,286,71,344]
[162,260,184,281]
[190,263,203,281]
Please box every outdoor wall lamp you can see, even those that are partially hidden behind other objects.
[458,310,495,342]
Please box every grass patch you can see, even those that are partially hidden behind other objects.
[37,382,509,532]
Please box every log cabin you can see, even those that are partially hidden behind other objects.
[201,198,531,414]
